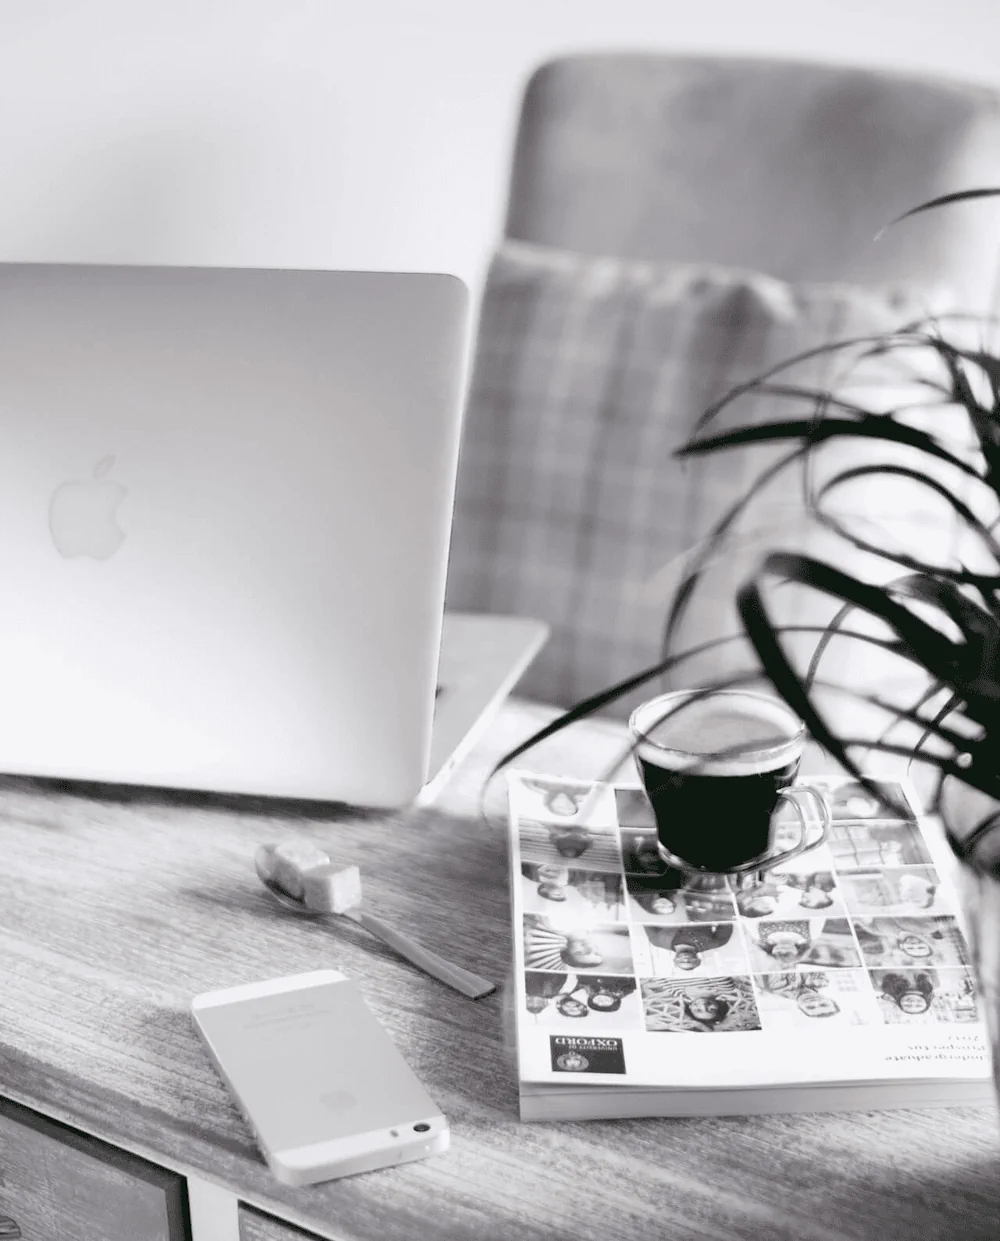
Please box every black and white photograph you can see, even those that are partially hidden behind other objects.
[826,780,918,824]
[838,867,953,918]
[518,816,622,872]
[633,921,749,979]
[871,968,981,1025]
[625,870,737,924]
[767,818,838,875]
[5,2,1000,1235]
[828,818,932,870]
[523,913,635,976]
[640,976,762,1033]
[615,786,657,830]
[620,827,670,876]
[743,918,862,971]
[754,969,881,1029]
[854,917,971,970]
[512,775,618,828]
[523,970,642,1030]
[731,870,847,919]
[520,863,625,922]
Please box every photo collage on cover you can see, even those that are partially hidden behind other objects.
[512,775,980,1035]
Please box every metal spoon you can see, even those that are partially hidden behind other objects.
[254,856,497,1000]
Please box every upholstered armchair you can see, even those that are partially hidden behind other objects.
[446,53,1000,718]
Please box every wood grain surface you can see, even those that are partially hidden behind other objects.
[0,698,998,1241]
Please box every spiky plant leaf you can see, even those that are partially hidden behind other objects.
[487,188,1000,877]
[875,187,1000,237]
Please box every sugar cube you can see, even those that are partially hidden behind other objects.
[302,862,363,914]
[270,840,331,901]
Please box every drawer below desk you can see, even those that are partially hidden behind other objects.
[0,1097,187,1241]
[239,1204,324,1241]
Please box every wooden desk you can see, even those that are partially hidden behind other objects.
[0,699,998,1241]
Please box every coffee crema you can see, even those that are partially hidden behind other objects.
[629,691,809,872]
[631,691,804,776]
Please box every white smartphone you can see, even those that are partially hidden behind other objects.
[191,969,449,1185]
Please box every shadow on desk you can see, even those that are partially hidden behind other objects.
[0,770,388,822]
[860,1153,1000,1236]
[565,1109,1000,1241]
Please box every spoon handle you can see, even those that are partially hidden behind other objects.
[354,910,497,999]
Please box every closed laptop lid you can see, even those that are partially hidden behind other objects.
[0,263,468,806]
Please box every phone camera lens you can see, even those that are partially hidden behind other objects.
[413,1122,431,1132]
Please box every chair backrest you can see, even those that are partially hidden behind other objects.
[448,54,1000,717]
[505,53,1000,313]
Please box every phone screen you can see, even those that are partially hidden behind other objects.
[193,975,440,1154]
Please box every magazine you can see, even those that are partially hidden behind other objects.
[506,771,995,1121]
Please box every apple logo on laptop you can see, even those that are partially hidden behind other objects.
[48,455,127,560]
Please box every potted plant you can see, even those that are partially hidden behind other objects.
[492,187,1000,1084]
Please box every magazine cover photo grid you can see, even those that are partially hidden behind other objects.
[509,774,981,1036]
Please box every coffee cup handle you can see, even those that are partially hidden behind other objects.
[770,785,831,869]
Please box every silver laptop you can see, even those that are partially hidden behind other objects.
[0,262,485,807]
[423,612,548,804]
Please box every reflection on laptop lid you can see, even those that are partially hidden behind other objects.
[0,262,468,807]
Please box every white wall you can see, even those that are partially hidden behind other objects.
[3,0,1000,301]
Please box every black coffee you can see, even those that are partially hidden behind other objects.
[631,691,804,872]
[637,755,800,872]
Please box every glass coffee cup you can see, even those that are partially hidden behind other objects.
[627,689,831,876]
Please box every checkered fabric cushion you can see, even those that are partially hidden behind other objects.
[445,239,949,720]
